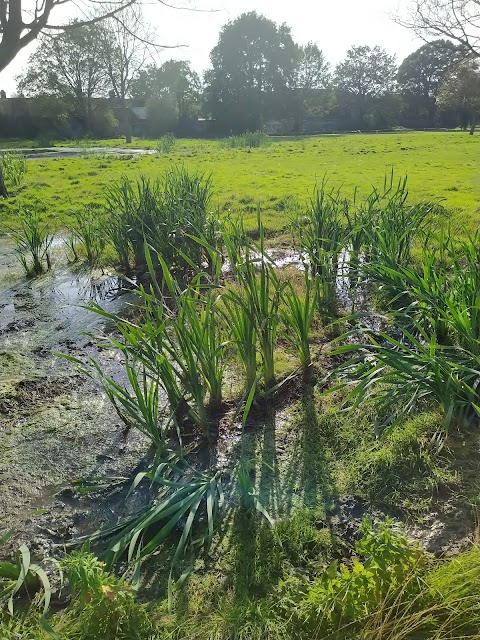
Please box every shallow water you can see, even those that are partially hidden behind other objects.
[0,146,155,160]
[0,237,149,555]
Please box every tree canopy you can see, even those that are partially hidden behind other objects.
[17,22,108,132]
[397,39,463,124]
[437,57,480,132]
[131,60,201,121]
[206,11,299,131]
[334,45,397,124]
[11,8,480,137]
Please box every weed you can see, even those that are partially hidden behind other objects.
[281,270,318,370]
[156,132,176,154]
[0,151,27,193]
[221,131,271,149]
[104,167,214,276]
[291,181,347,318]
[328,320,480,439]
[66,204,106,265]
[229,214,285,388]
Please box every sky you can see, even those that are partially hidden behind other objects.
[0,0,422,96]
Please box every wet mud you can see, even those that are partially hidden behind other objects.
[0,238,476,566]
[0,238,149,555]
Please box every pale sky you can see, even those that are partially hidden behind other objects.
[0,0,421,96]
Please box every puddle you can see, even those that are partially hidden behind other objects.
[0,146,156,160]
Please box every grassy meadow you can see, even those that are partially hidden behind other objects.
[1,131,479,235]
[2,131,480,639]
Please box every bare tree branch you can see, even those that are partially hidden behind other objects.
[396,1,480,57]
[0,0,213,72]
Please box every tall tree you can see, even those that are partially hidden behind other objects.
[296,43,330,93]
[334,45,397,125]
[131,60,201,121]
[397,39,463,124]
[293,42,332,125]
[206,11,299,132]
[0,0,145,72]
[398,1,480,58]
[99,5,152,143]
[17,22,107,133]
[437,57,480,133]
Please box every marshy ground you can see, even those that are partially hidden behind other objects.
[1,131,480,639]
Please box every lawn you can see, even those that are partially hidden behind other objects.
[0,131,479,235]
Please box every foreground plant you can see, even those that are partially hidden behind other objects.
[66,204,106,265]
[367,227,480,356]
[230,214,285,389]
[9,207,53,276]
[104,167,215,277]
[85,457,224,608]
[291,181,347,317]
[281,270,319,370]
[0,531,52,616]
[359,173,434,268]
[327,319,480,440]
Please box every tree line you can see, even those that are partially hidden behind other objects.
[3,10,480,140]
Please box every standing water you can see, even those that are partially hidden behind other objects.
[0,237,149,555]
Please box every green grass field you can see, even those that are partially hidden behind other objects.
[1,131,479,235]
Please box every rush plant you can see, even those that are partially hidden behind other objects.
[281,270,319,370]
[9,207,52,276]
[231,214,285,389]
[67,204,106,265]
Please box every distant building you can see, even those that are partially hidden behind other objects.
[130,106,148,136]
[194,117,216,137]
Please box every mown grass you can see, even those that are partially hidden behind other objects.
[0,131,479,234]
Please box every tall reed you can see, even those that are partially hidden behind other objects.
[281,270,318,370]
[103,167,215,277]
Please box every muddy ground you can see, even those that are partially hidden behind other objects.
[0,237,477,568]
[0,238,151,556]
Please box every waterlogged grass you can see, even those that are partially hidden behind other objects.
[0,131,479,234]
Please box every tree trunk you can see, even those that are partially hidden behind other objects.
[469,114,477,135]
[121,99,132,144]
[0,162,9,198]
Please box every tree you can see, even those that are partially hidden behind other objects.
[17,22,108,133]
[397,39,463,125]
[293,42,331,125]
[437,58,480,133]
[99,6,152,142]
[334,45,397,125]
[296,42,330,93]
[206,11,299,132]
[398,1,480,58]
[131,60,201,121]
[0,0,142,73]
